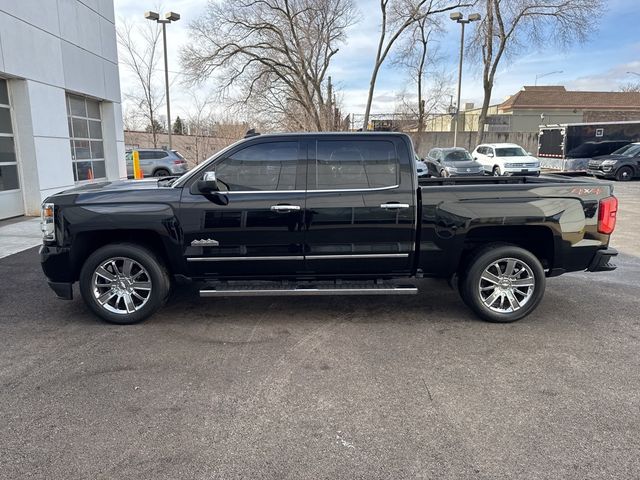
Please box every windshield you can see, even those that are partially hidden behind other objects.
[443,150,472,162]
[611,144,640,156]
[495,147,527,157]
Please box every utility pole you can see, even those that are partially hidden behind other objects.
[450,12,481,147]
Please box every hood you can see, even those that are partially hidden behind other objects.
[45,178,182,207]
[60,178,165,194]
[444,159,483,168]
[590,154,624,163]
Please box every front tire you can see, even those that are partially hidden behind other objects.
[460,245,546,323]
[79,243,170,325]
[492,166,502,176]
[615,166,633,182]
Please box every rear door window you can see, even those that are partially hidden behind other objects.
[311,140,398,190]
[214,141,299,191]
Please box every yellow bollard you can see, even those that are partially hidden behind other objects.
[132,150,143,179]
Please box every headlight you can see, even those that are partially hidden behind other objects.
[41,203,55,241]
[601,160,617,166]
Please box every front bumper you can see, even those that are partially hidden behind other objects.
[587,247,618,272]
[502,169,541,176]
[448,171,485,177]
[40,244,74,299]
[587,169,614,179]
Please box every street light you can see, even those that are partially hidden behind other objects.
[145,10,180,150]
[534,70,563,86]
[627,71,640,78]
[450,12,481,147]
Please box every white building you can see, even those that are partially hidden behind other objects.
[0,0,125,220]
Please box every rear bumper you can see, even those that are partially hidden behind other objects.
[587,247,618,272]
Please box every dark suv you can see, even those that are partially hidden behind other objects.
[588,142,640,181]
[126,149,188,178]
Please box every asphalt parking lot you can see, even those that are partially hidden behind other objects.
[1,180,639,479]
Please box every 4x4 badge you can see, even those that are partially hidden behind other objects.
[191,239,220,247]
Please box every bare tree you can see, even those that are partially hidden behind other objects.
[362,0,471,129]
[181,0,357,132]
[472,0,604,143]
[619,82,640,93]
[117,18,164,146]
[181,89,248,165]
[391,15,448,144]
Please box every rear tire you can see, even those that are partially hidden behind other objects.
[79,243,170,325]
[460,244,545,323]
[154,168,171,177]
[615,166,633,182]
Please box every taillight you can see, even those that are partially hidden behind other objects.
[597,196,618,234]
[173,160,186,165]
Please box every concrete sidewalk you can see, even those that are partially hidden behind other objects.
[0,216,42,259]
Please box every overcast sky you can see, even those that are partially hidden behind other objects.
[114,0,640,124]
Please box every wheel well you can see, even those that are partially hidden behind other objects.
[460,226,555,273]
[70,230,171,281]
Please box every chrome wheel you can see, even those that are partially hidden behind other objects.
[478,257,535,313]
[91,257,152,315]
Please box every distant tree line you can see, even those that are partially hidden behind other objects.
[117,0,606,136]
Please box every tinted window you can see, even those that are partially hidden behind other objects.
[215,141,298,191]
[476,147,485,155]
[495,147,526,157]
[154,151,169,159]
[139,151,155,160]
[311,140,398,190]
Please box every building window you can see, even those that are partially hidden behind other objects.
[66,94,105,181]
[0,79,20,192]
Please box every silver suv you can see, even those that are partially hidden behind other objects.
[126,149,188,178]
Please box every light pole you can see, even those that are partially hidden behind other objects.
[145,10,180,150]
[534,70,563,86]
[450,12,481,147]
[627,71,640,78]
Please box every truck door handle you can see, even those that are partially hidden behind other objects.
[270,204,301,212]
[380,203,410,210]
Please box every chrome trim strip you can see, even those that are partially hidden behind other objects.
[200,287,418,297]
[380,203,410,209]
[219,185,400,195]
[187,256,304,262]
[306,253,409,260]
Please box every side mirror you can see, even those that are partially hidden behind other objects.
[196,171,219,193]
[487,153,494,158]
[527,152,533,156]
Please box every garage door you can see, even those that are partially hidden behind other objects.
[0,78,24,220]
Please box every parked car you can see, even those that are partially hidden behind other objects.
[426,147,484,177]
[126,148,188,178]
[415,155,432,177]
[41,133,617,325]
[539,120,640,172]
[587,142,640,181]
[472,143,541,176]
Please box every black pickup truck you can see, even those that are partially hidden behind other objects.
[40,133,618,325]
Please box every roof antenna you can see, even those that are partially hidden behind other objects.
[244,128,260,138]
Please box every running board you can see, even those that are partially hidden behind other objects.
[199,282,418,297]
